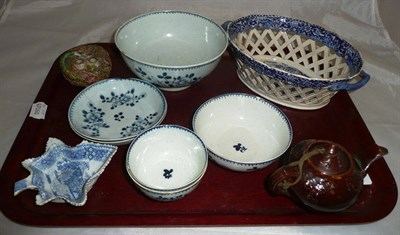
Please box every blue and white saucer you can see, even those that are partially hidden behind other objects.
[68,78,167,144]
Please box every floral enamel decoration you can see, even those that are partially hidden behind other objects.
[14,138,118,206]
[60,44,112,87]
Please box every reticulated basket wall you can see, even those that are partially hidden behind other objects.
[235,59,335,110]
[226,15,368,110]
[233,28,353,109]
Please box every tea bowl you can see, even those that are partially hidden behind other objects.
[192,93,292,172]
[114,10,228,91]
[68,78,167,145]
[126,125,208,201]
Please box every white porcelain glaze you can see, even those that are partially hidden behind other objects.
[193,93,292,172]
[114,10,228,91]
[137,177,203,202]
[68,78,167,144]
[126,125,208,201]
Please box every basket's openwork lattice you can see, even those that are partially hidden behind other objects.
[226,15,368,110]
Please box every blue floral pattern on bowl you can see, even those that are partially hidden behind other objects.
[13,138,118,206]
[68,78,167,144]
[115,11,228,91]
[135,67,202,89]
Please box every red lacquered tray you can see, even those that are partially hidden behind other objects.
[0,43,397,226]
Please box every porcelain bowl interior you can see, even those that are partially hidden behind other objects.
[126,125,208,201]
[114,10,228,91]
[193,93,292,172]
[68,78,167,143]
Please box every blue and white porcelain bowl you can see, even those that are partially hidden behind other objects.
[68,78,167,145]
[193,93,292,172]
[115,10,228,91]
[126,125,208,201]
[223,15,370,109]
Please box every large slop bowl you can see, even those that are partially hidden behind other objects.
[114,10,228,91]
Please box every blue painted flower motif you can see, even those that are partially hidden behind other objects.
[13,138,118,206]
[135,67,147,76]
[82,103,110,137]
[157,72,172,80]
[156,194,184,201]
[136,68,202,88]
[163,169,173,179]
[113,112,124,121]
[233,143,248,153]
[120,112,159,137]
[100,88,146,109]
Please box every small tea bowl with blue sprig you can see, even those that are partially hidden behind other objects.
[114,10,228,91]
[125,125,208,201]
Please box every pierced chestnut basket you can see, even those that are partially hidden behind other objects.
[224,15,370,110]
